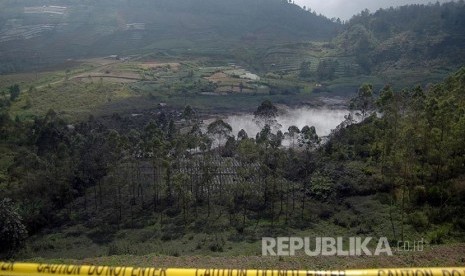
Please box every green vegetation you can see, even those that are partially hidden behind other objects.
[0,198,27,258]
[1,0,465,266]
[335,2,465,73]
[1,68,465,260]
[21,242,465,268]
[0,0,337,74]
[8,84,20,101]
[1,1,463,94]
[0,58,324,120]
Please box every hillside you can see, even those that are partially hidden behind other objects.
[1,0,465,264]
[241,2,465,93]
[2,67,465,260]
[1,1,464,92]
[335,1,465,73]
[0,0,338,74]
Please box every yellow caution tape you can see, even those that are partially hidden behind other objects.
[1,263,465,276]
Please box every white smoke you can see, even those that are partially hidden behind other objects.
[224,107,349,138]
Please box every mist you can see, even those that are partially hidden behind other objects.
[224,107,349,139]
[294,0,454,20]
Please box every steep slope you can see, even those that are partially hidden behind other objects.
[335,1,465,73]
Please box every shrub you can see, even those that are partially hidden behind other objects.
[428,225,450,244]
[454,217,465,231]
[408,211,429,231]
[8,84,20,101]
[0,198,28,258]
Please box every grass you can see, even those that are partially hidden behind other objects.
[3,60,243,117]
[12,185,465,264]
[10,81,134,121]
[19,243,465,269]
[6,56,449,122]
[6,47,452,122]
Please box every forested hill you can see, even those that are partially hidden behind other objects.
[2,1,465,80]
[0,0,338,73]
[334,1,465,74]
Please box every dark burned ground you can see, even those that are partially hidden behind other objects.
[29,244,465,269]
